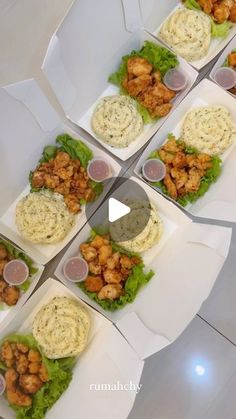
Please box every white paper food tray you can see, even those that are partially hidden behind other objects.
[0,278,144,419]
[134,79,236,223]
[42,0,198,161]
[143,0,236,70]
[0,235,44,332]
[55,176,232,359]
[0,79,121,265]
[210,34,236,99]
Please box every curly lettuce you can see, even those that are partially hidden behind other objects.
[147,135,222,207]
[0,334,75,419]
[108,40,178,124]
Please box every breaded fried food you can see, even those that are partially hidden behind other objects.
[213,2,230,23]
[198,0,213,14]
[19,374,43,394]
[228,51,236,67]
[123,74,152,96]
[127,56,152,77]
[153,137,214,201]
[84,275,104,292]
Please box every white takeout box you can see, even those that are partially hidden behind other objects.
[0,79,121,265]
[42,0,198,161]
[55,176,232,359]
[0,235,44,331]
[0,278,144,419]
[210,34,236,98]
[143,0,236,70]
[135,78,236,223]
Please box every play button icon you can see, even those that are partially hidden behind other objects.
[108,198,131,222]
[85,176,152,243]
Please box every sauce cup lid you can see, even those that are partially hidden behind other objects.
[213,67,236,90]
[63,257,89,283]
[163,68,188,91]
[142,159,166,182]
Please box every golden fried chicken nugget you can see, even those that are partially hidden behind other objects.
[127,57,152,77]
[16,354,29,375]
[98,245,113,265]
[198,0,213,14]
[80,243,97,262]
[28,349,41,363]
[88,261,102,275]
[103,269,123,284]
[213,2,230,23]
[230,3,236,21]
[228,51,236,67]
[98,284,123,300]
[53,151,70,169]
[0,260,8,276]
[38,364,49,382]
[0,244,8,260]
[163,174,178,200]
[1,342,14,367]
[3,286,20,306]
[123,74,152,96]
[151,103,173,117]
[84,275,104,292]
[19,374,43,394]
[170,168,188,190]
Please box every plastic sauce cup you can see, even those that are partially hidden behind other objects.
[163,68,188,91]
[3,259,29,286]
[63,257,89,282]
[213,67,236,90]
[142,159,166,182]
[87,158,111,182]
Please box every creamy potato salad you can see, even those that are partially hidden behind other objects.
[181,106,234,155]
[16,191,75,244]
[91,95,143,147]
[159,8,211,62]
[33,297,90,359]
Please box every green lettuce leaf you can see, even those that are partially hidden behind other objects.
[184,0,201,10]
[1,334,75,419]
[108,41,178,124]
[211,20,232,38]
[39,146,57,164]
[56,134,93,167]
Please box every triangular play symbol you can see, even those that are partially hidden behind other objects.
[108,198,131,222]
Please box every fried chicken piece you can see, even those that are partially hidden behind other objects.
[84,187,96,202]
[0,244,8,259]
[163,174,178,200]
[0,278,7,295]
[84,275,104,292]
[90,235,109,249]
[103,269,123,284]
[123,74,152,96]
[53,151,70,169]
[198,0,213,14]
[120,255,137,270]
[230,3,236,21]
[54,181,71,196]
[222,0,234,9]
[186,154,212,170]
[15,354,28,374]
[44,174,60,189]
[127,57,152,77]
[172,151,187,169]
[138,82,175,113]
[38,364,49,382]
[213,2,230,23]
[3,286,20,306]
[98,245,113,265]
[98,284,123,300]
[54,166,74,180]
[5,368,32,407]
[64,194,81,214]
[28,349,41,363]
[162,138,181,153]
[31,171,45,188]
[28,362,41,374]
[151,103,173,117]
[1,342,14,367]
[0,259,8,275]
[88,261,102,275]
[80,243,97,262]
[159,149,175,164]
[19,374,43,394]
[185,168,204,193]
[152,70,162,83]
[170,168,188,190]
[16,343,29,354]
[106,252,120,270]
[228,51,236,67]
